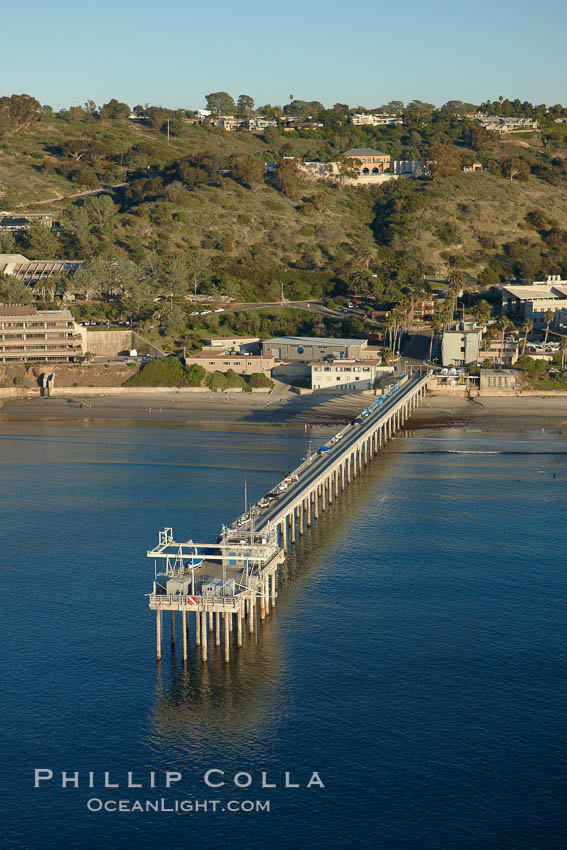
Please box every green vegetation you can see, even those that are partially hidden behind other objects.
[2,91,567,351]
[516,355,567,389]
[124,357,197,387]
[122,356,272,391]
[248,372,274,389]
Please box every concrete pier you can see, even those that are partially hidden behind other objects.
[147,374,428,664]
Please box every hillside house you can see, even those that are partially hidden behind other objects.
[342,148,391,175]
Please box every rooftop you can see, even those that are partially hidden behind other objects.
[0,306,73,319]
[0,253,29,264]
[343,148,389,157]
[263,336,367,347]
[502,286,562,300]
[187,350,271,360]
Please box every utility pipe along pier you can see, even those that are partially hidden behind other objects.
[147,373,428,663]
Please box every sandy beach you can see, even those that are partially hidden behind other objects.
[1,389,566,432]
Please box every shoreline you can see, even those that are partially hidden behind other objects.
[1,391,566,433]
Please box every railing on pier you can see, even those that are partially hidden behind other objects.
[149,593,243,610]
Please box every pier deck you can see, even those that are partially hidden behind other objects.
[148,372,429,663]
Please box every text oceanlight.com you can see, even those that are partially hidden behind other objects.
[86,798,270,813]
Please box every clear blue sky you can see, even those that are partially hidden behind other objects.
[2,0,566,110]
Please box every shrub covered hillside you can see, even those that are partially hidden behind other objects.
[2,92,567,322]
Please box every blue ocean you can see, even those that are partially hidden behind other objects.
[1,421,566,849]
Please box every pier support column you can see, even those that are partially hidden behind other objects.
[342,463,346,491]
[209,610,213,633]
[182,610,188,662]
[279,520,286,553]
[215,611,221,647]
[347,457,351,483]
[321,482,326,512]
[299,502,304,536]
[201,610,208,662]
[314,488,319,519]
[329,475,333,504]
[195,610,200,646]
[224,613,230,663]
[229,610,233,632]
[170,611,175,647]
[265,578,270,615]
[237,608,243,647]
[260,581,265,620]
[156,610,162,661]
[271,572,276,606]
[307,494,312,527]
[249,594,255,633]
[290,511,296,544]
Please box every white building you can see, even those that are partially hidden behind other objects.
[475,116,538,132]
[263,335,371,362]
[391,160,426,177]
[502,276,567,329]
[441,321,485,367]
[351,113,403,126]
[246,116,277,131]
[311,359,391,391]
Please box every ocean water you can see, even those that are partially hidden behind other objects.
[1,421,566,850]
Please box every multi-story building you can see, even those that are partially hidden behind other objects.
[441,321,484,367]
[0,253,82,283]
[475,115,538,132]
[479,337,520,365]
[408,297,436,322]
[342,148,391,174]
[391,160,427,177]
[311,359,391,391]
[501,277,567,329]
[0,306,85,363]
[350,113,403,127]
[262,336,370,362]
[246,117,277,131]
[184,350,275,375]
[0,212,55,232]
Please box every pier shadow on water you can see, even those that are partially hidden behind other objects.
[146,448,401,751]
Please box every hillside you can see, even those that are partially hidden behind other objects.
[2,109,567,337]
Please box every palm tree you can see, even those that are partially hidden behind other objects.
[472,299,491,326]
[543,309,555,345]
[560,336,567,371]
[498,317,513,365]
[521,318,532,356]
[447,267,465,288]
[446,268,464,312]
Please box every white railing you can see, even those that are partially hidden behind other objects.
[149,593,242,609]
